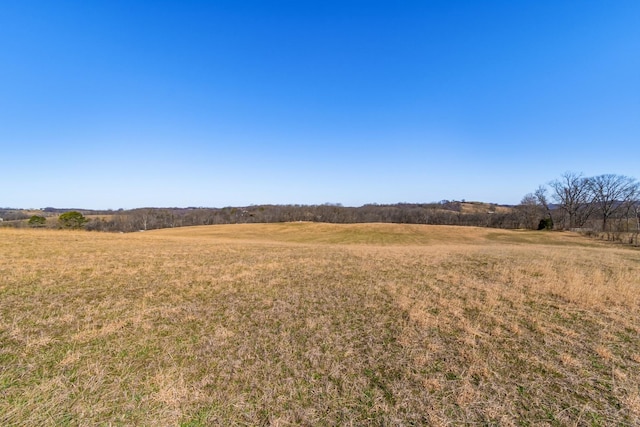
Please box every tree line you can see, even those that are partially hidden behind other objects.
[81,202,521,232]
[519,172,639,244]
[3,172,638,245]
[2,202,520,232]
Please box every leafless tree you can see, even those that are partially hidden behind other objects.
[517,193,544,229]
[632,202,640,245]
[533,186,555,228]
[587,174,639,232]
[549,172,595,229]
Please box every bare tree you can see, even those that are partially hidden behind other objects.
[633,201,640,245]
[587,174,639,232]
[534,186,554,228]
[549,172,595,229]
[517,193,544,229]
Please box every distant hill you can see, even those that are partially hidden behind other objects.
[1,201,521,232]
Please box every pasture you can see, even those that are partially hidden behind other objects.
[1,223,639,425]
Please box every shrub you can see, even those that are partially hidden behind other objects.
[28,215,47,228]
[537,218,553,230]
[58,211,88,229]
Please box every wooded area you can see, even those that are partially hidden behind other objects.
[1,202,521,232]
[2,172,638,244]
[523,172,639,239]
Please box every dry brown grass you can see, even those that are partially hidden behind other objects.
[1,224,639,425]
[459,202,513,214]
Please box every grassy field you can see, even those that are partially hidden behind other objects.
[1,223,639,426]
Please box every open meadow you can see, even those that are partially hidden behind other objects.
[1,223,639,426]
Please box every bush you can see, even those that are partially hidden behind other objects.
[28,215,47,228]
[58,211,88,229]
[537,218,553,230]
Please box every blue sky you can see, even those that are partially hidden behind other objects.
[1,1,639,209]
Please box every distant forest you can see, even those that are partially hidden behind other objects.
[1,201,520,231]
[2,173,638,244]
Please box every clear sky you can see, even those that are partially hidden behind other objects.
[1,1,639,209]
